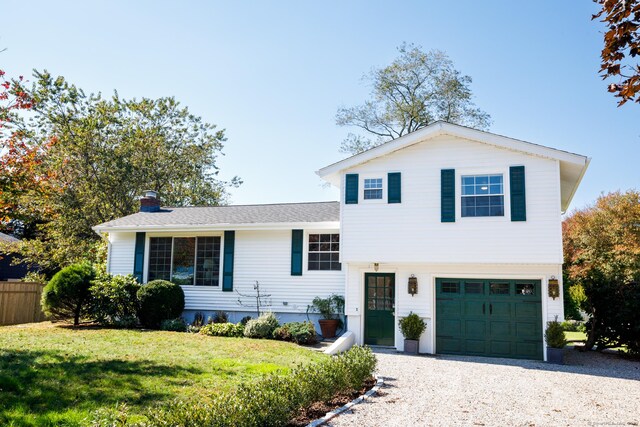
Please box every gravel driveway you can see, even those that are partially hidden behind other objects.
[328,349,640,427]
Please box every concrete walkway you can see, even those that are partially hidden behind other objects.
[328,348,640,427]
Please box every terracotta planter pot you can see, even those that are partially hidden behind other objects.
[318,319,339,338]
[404,339,419,354]
[547,347,564,364]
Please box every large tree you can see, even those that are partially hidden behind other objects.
[593,0,640,105]
[563,190,640,352]
[336,43,491,154]
[1,70,240,273]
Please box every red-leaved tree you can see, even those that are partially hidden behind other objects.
[593,0,640,105]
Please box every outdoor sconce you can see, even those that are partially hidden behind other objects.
[408,275,418,296]
[548,276,560,299]
[374,263,379,272]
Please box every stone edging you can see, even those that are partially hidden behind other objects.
[307,376,384,427]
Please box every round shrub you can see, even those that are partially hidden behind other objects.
[137,280,185,329]
[399,312,426,340]
[243,312,279,339]
[42,262,96,325]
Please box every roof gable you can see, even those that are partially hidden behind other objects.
[317,121,590,212]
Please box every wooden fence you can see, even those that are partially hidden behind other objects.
[0,282,46,326]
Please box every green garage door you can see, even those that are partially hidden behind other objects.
[436,278,543,360]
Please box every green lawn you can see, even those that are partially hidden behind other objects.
[0,322,326,426]
[565,331,587,343]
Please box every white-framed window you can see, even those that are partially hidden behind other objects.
[307,233,341,271]
[147,236,221,286]
[363,178,383,200]
[461,174,504,217]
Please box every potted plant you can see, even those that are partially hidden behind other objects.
[545,318,567,364]
[399,312,426,354]
[311,294,345,338]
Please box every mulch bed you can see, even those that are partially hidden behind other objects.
[287,377,377,426]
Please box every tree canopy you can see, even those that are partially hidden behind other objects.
[0,70,240,273]
[336,43,491,154]
[593,0,640,105]
[563,190,640,353]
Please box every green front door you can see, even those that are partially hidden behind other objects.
[364,273,395,346]
[436,278,543,360]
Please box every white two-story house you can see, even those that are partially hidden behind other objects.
[94,121,589,360]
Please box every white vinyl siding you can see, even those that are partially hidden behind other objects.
[344,262,563,356]
[340,135,563,265]
[107,232,136,276]
[106,228,344,314]
[151,229,344,313]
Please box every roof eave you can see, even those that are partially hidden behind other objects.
[561,156,591,214]
[92,221,341,234]
[317,122,589,179]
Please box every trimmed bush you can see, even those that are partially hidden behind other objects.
[545,319,567,348]
[200,322,245,337]
[399,312,426,340]
[89,274,140,326]
[137,280,185,329]
[138,345,377,427]
[240,315,252,326]
[273,321,318,345]
[243,312,279,339]
[41,262,96,325]
[160,318,188,332]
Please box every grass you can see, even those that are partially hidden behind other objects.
[565,331,587,343]
[0,322,326,426]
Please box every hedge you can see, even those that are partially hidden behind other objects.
[93,345,377,427]
[199,322,245,338]
[273,321,318,345]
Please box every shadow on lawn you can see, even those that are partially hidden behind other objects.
[0,348,203,417]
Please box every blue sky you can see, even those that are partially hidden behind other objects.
[1,1,637,211]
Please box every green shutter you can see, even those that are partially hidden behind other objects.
[345,174,359,204]
[388,172,401,204]
[510,166,526,221]
[133,232,145,283]
[222,231,235,291]
[441,169,455,222]
[291,229,303,276]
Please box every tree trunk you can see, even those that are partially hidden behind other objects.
[74,305,81,326]
[582,311,598,351]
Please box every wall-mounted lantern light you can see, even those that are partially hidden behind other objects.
[408,275,418,296]
[548,276,560,299]
[373,263,379,272]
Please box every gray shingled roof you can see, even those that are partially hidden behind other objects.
[94,201,340,230]
[0,232,19,242]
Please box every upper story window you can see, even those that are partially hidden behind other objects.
[148,236,221,286]
[308,233,341,271]
[461,174,504,217]
[364,178,383,200]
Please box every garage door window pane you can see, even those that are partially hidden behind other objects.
[442,282,459,293]
[465,282,483,294]
[490,282,510,295]
[516,283,535,296]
